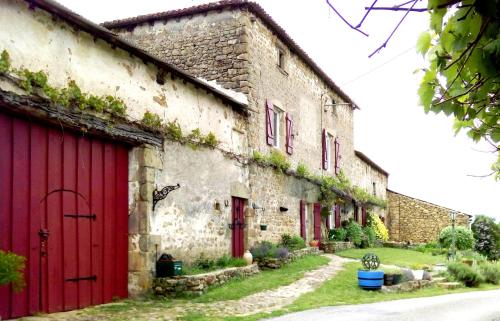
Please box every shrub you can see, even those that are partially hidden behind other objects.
[479,262,500,285]
[250,241,277,260]
[471,215,500,261]
[296,162,310,179]
[280,234,306,252]
[268,150,291,173]
[361,226,377,248]
[194,253,215,270]
[275,247,290,259]
[0,250,26,292]
[141,111,163,129]
[366,212,389,241]
[328,228,347,241]
[457,250,488,264]
[345,220,363,247]
[438,226,474,251]
[447,262,483,287]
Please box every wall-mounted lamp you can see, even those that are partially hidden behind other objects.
[224,200,229,207]
[279,206,288,212]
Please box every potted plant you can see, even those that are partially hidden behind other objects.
[358,253,384,290]
[0,250,26,293]
[309,239,319,248]
[383,268,403,286]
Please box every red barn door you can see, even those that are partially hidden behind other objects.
[0,112,129,319]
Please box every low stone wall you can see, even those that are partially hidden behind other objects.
[290,246,321,259]
[381,280,431,293]
[153,264,259,297]
[320,241,354,253]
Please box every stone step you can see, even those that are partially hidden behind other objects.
[431,277,447,283]
[436,282,462,289]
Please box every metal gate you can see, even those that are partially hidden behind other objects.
[0,112,129,319]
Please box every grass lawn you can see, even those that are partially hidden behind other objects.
[190,254,330,303]
[336,247,445,267]
[181,261,500,321]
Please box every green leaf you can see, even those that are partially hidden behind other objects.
[416,32,432,56]
[430,8,446,34]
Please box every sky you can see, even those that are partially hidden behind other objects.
[55,0,500,219]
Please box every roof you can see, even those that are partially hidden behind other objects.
[101,0,359,109]
[355,150,389,177]
[24,0,248,110]
[386,189,473,217]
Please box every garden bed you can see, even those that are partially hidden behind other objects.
[154,264,259,297]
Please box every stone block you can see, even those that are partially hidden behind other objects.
[141,147,162,169]
[129,251,149,272]
[140,167,156,183]
[128,271,152,298]
[437,282,462,289]
[140,183,154,202]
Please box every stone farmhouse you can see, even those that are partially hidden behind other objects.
[7,0,480,319]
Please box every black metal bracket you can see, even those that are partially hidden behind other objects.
[152,184,181,211]
[65,275,97,282]
[64,214,96,220]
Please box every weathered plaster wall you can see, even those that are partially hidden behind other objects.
[387,190,471,243]
[0,0,246,151]
[151,140,249,264]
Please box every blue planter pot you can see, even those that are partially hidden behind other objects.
[358,270,384,290]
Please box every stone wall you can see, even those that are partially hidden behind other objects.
[352,153,388,219]
[118,10,250,94]
[387,190,471,243]
[153,263,259,297]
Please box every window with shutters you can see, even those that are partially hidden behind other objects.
[265,100,283,147]
[285,113,294,155]
[324,132,333,171]
[271,107,282,148]
[334,137,341,175]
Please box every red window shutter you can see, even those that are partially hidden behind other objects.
[313,203,321,240]
[285,113,293,155]
[265,100,274,146]
[361,207,367,227]
[334,137,340,175]
[322,129,328,170]
[299,200,306,239]
[335,204,341,228]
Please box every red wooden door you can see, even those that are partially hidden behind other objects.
[313,203,321,240]
[0,112,128,319]
[231,197,245,257]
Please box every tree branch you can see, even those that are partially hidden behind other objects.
[356,0,378,28]
[364,6,428,12]
[368,0,419,58]
[325,0,369,37]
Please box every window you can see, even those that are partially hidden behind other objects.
[271,107,282,148]
[278,48,285,69]
[372,182,376,196]
[323,131,333,171]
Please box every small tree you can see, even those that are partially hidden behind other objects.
[438,226,475,250]
[471,215,500,260]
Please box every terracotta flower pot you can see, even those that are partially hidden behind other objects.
[309,240,319,247]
